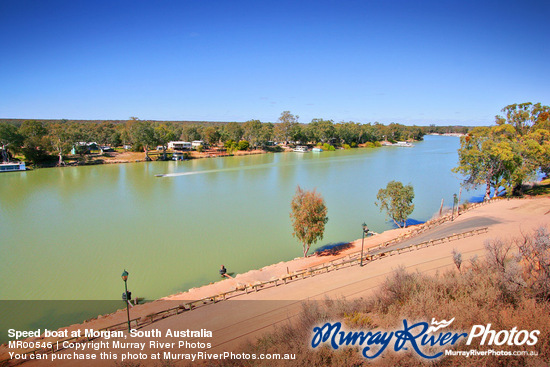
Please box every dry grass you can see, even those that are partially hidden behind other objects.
[190,227,550,367]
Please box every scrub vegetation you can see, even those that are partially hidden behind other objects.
[197,227,550,367]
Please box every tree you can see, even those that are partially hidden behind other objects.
[376,181,415,228]
[130,121,156,160]
[258,122,274,148]
[94,122,120,147]
[242,120,262,148]
[181,124,203,142]
[0,122,24,162]
[203,126,221,148]
[335,122,362,146]
[454,125,520,199]
[19,120,51,164]
[48,122,74,165]
[222,122,243,143]
[154,123,177,160]
[275,111,299,143]
[454,103,550,198]
[306,119,335,144]
[290,186,329,257]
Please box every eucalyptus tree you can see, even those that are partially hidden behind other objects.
[181,124,203,142]
[94,122,119,147]
[454,102,550,198]
[376,181,415,228]
[259,122,274,147]
[242,120,262,148]
[203,126,221,148]
[131,121,157,160]
[0,122,24,162]
[290,186,329,257]
[275,111,299,143]
[49,122,74,165]
[335,122,362,146]
[307,119,335,144]
[221,122,243,143]
[19,120,51,164]
[155,123,178,159]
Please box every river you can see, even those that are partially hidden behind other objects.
[0,135,480,335]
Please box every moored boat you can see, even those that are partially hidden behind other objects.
[0,162,26,172]
[293,146,309,152]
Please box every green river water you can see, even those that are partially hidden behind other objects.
[0,135,481,335]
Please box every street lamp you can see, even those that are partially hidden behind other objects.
[361,223,369,267]
[121,270,131,333]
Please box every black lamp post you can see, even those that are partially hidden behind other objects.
[361,222,369,266]
[121,270,131,333]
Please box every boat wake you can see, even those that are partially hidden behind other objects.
[156,154,374,178]
[157,163,275,177]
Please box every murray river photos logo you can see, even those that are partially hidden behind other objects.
[311,318,540,359]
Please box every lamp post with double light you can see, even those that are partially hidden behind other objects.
[121,270,131,333]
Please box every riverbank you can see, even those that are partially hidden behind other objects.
[19,141,393,169]
[17,148,273,168]
[3,195,549,365]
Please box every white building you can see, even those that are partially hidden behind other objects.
[168,141,192,150]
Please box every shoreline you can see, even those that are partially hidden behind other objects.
[0,204,463,344]
[2,195,550,363]
[18,148,273,170]
[0,223,412,356]
[17,139,410,170]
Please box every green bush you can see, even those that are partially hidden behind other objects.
[264,145,283,152]
[224,139,236,149]
[237,140,250,151]
[322,143,335,151]
[365,142,375,148]
[21,147,52,165]
[343,144,351,149]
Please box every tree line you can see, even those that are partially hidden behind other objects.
[1,111,469,165]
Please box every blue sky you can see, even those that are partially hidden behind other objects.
[1,0,548,125]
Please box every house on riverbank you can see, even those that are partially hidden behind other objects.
[168,141,192,150]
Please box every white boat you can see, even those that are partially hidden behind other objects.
[312,147,323,152]
[172,152,186,161]
[0,162,26,172]
[293,146,309,152]
[395,141,414,147]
